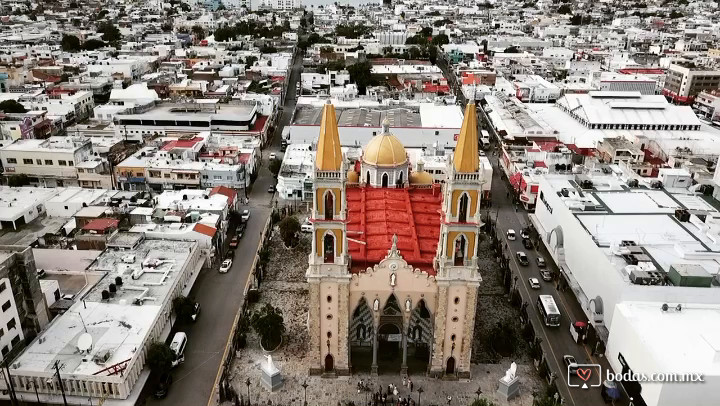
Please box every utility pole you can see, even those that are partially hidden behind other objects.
[54,361,68,406]
[2,359,18,406]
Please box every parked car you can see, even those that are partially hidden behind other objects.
[229,236,239,249]
[536,257,546,268]
[563,355,579,375]
[528,277,541,289]
[36,269,46,279]
[236,223,247,238]
[507,229,516,240]
[522,238,533,249]
[269,152,277,160]
[219,259,232,273]
[190,302,201,322]
[154,372,173,399]
[268,186,276,193]
[540,269,553,281]
[517,252,529,266]
[521,229,530,239]
[241,209,250,222]
[301,223,313,233]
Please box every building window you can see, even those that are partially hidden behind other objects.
[68,161,74,166]
[1,346,7,356]
[6,158,17,164]
[0,282,5,293]
[58,160,67,166]
[45,159,53,165]
[214,175,222,180]
[10,335,19,345]
[0,328,3,338]
[164,174,170,178]
[36,159,42,165]
[77,168,84,173]
[7,318,15,331]
[1,301,10,312]
[23,159,33,164]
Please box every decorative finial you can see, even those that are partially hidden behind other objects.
[382,118,390,134]
[325,99,332,104]
[391,234,398,250]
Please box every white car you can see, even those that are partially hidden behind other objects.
[301,223,313,233]
[269,152,277,160]
[241,209,250,222]
[528,277,541,289]
[507,229,516,240]
[219,259,232,273]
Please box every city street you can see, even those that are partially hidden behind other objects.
[143,52,302,406]
[488,149,626,406]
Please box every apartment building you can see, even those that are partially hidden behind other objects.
[591,72,657,95]
[692,90,720,121]
[663,63,720,105]
[0,110,54,142]
[0,246,50,361]
[0,136,92,187]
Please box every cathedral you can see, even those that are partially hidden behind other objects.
[306,101,483,378]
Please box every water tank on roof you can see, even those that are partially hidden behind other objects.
[115,276,123,286]
[109,283,116,294]
[101,290,110,301]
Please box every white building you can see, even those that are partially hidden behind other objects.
[591,72,657,95]
[0,136,93,188]
[512,75,561,103]
[259,0,300,9]
[5,236,203,403]
[276,143,315,202]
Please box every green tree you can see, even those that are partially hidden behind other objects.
[269,158,282,176]
[534,396,556,406]
[61,34,81,52]
[146,341,175,373]
[260,45,278,53]
[557,4,572,14]
[0,100,27,113]
[97,22,122,43]
[83,39,106,51]
[382,46,393,55]
[7,174,30,187]
[347,60,375,95]
[308,14,314,25]
[161,22,172,32]
[408,46,422,59]
[470,399,497,406]
[172,295,195,324]
[421,26,433,37]
[504,45,521,53]
[428,45,438,64]
[250,304,285,350]
[669,10,684,18]
[191,25,206,40]
[432,33,449,46]
[278,216,300,247]
[244,56,258,69]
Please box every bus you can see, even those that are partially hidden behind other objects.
[537,295,561,327]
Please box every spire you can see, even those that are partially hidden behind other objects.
[453,103,479,173]
[315,101,343,171]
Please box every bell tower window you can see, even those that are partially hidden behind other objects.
[324,191,334,220]
[458,193,469,223]
[323,233,335,263]
[454,234,466,266]
[381,173,389,188]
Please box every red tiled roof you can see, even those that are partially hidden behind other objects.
[82,218,119,231]
[238,153,251,164]
[534,161,547,168]
[422,84,450,93]
[346,185,443,275]
[535,141,563,152]
[251,115,269,132]
[193,223,217,237]
[209,186,237,204]
[161,137,204,151]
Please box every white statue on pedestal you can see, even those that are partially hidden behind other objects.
[373,298,380,311]
[266,354,274,370]
[502,362,517,383]
[405,298,412,312]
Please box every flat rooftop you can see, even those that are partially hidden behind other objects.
[118,102,257,122]
[0,136,88,152]
[12,239,196,376]
[291,103,461,128]
[0,187,58,222]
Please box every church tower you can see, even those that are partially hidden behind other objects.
[307,102,351,375]
[429,103,483,378]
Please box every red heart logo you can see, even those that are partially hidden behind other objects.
[577,368,592,382]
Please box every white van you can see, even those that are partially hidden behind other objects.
[169,332,187,367]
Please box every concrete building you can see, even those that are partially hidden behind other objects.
[592,72,657,95]
[5,236,203,403]
[0,187,58,230]
[0,245,51,361]
[663,63,720,105]
[512,75,561,103]
[305,102,481,378]
[0,136,93,188]
[692,90,720,121]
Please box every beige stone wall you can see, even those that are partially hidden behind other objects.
[459,285,478,372]
[336,282,350,370]
[308,282,321,370]
[430,285,448,373]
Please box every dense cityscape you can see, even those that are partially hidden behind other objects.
[0,0,718,405]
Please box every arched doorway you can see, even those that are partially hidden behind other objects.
[458,193,469,223]
[382,173,389,188]
[454,234,466,266]
[446,356,456,375]
[396,171,403,187]
[323,233,335,263]
[349,298,374,373]
[407,299,432,374]
[324,191,334,220]
[377,323,401,373]
[324,354,334,372]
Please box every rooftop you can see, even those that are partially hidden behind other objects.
[0,186,58,222]
[0,136,90,152]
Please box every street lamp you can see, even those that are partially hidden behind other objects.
[475,387,483,400]
[302,381,308,406]
[446,395,452,405]
[417,387,423,406]
[245,378,251,404]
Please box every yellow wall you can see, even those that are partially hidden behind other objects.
[316,187,341,217]
[316,228,343,256]
[446,231,476,260]
[450,189,479,219]
[116,166,147,178]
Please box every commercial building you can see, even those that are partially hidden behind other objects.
[512,75,561,103]
[0,136,93,188]
[692,90,720,121]
[662,63,720,105]
[0,187,59,230]
[531,172,720,406]
[591,72,657,95]
[5,236,202,403]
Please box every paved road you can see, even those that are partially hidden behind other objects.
[487,150,628,406]
[143,52,303,406]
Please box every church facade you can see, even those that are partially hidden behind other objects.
[306,102,483,378]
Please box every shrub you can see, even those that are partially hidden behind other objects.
[250,304,285,350]
[278,216,301,247]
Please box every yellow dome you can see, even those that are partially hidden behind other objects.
[409,170,433,185]
[347,170,359,183]
[363,133,408,167]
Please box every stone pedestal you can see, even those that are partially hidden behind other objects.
[261,362,283,392]
[497,376,520,400]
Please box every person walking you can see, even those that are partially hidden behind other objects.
[402,377,406,387]
[409,379,413,392]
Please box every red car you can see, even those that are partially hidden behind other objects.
[229,236,239,248]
